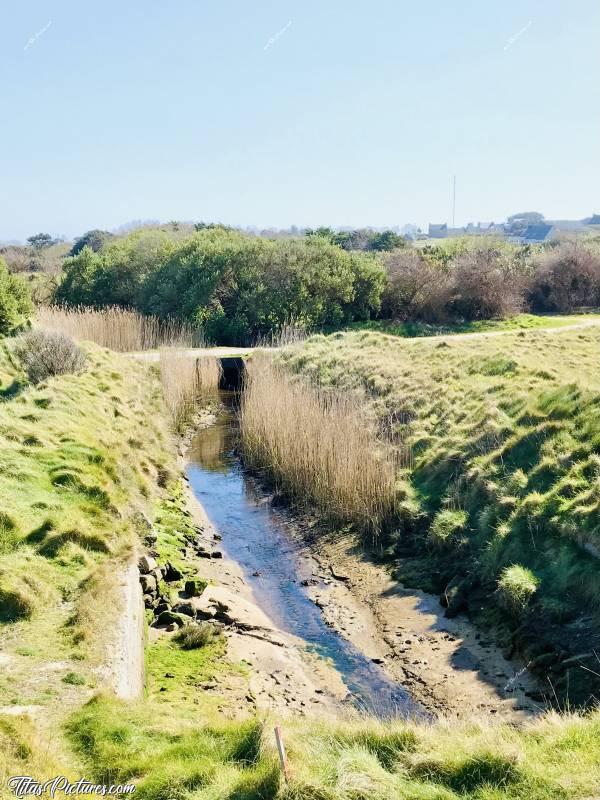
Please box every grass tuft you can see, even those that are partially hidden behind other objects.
[173,622,219,650]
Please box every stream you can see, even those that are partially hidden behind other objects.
[186,401,423,719]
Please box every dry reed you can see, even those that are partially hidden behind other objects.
[159,349,221,431]
[36,306,203,352]
[240,353,398,536]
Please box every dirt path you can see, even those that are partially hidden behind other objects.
[300,534,546,720]
[128,319,600,363]
[130,346,256,362]
[405,319,600,345]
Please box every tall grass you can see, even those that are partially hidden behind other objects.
[240,353,398,536]
[159,349,221,431]
[36,306,204,352]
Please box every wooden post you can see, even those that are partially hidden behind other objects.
[274,725,289,783]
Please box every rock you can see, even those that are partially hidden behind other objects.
[185,578,208,597]
[132,511,153,533]
[143,594,155,609]
[163,562,183,582]
[140,574,157,595]
[155,611,186,628]
[150,568,163,586]
[144,531,158,546]
[329,565,350,582]
[165,672,175,678]
[213,533,222,541]
[166,623,177,632]
[138,555,158,575]
[371,657,385,665]
[211,550,223,559]
[441,576,469,618]
[155,602,171,616]
[173,602,195,617]
[196,607,216,621]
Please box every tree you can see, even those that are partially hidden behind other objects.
[0,258,33,336]
[56,228,386,344]
[381,250,449,321]
[26,233,55,250]
[366,230,407,251]
[529,243,600,312]
[449,246,526,319]
[507,212,545,224]
[507,212,545,236]
[69,230,114,256]
[304,227,337,241]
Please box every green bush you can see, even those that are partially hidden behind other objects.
[55,229,386,345]
[62,671,86,686]
[0,257,33,336]
[497,564,539,615]
[13,330,87,384]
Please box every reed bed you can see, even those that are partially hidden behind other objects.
[240,353,398,536]
[36,306,203,352]
[159,349,221,431]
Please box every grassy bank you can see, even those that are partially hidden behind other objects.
[0,338,173,778]
[251,326,600,705]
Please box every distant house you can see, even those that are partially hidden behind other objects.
[427,222,504,239]
[546,220,586,233]
[519,224,555,243]
[428,223,448,239]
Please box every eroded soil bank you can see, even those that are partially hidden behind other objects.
[182,405,546,722]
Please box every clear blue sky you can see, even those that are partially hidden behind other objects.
[2,0,599,241]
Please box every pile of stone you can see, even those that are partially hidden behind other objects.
[138,555,227,633]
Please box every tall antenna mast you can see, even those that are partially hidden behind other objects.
[452,175,457,228]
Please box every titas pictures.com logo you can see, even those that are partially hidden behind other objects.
[7,777,135,797]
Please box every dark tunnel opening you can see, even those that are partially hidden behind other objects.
[219,357,245,391]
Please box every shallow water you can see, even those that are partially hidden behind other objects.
[186,404,422,718]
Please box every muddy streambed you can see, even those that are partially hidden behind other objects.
[186,403,423,719]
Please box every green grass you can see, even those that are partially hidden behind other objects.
[277,326,600,704]
[344,311,600,339]
[0,338,173,779]
[54,698,600,799]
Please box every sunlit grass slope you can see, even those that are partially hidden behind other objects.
[277,326,600,702]
[0,340,171,772]
[59,697,600,799]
